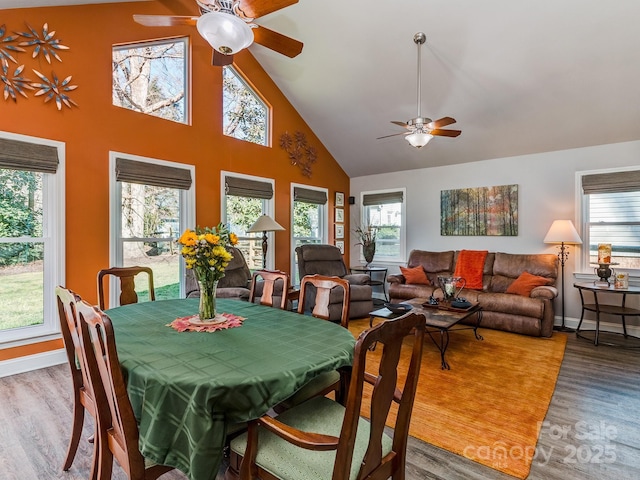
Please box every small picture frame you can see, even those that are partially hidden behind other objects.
[335,224,344,239]
[335,191,345,207]
[335,208,344,223]
[335,240,345,255]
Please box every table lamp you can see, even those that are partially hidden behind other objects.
[544,219,583,332]
[247,214,285,269]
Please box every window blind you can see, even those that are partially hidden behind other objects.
[293,187,327,205]
[362,191,404,206]
[0,137,59,173]
[582,170,640,194]
[115,158,192,190]
[225,176,273,199]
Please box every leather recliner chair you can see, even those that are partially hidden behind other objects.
[185,246,252,300]
[296,244,373,320]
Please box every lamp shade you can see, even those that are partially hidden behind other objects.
[247,214,285,233]
[196,12,254,55]
[543,220,582,244]
[405,131,433,148]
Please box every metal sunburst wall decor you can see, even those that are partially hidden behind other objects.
[279,131,318,178]
[0,22,77,109]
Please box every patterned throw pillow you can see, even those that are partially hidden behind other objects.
[400,265,431,285]
[506,271,553,296]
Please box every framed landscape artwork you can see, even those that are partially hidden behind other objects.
[441,184,518,236]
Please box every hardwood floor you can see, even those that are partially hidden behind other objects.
[0,332,638,480]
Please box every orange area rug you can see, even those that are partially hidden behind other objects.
[349,319,567,479]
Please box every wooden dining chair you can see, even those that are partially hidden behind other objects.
[227,311,426,480]
[274,275,351,413]
[75,299,175,480]
[55,286,98,480]
[97,266,155,310]
[298,274,350,327]
[249,270,290,310]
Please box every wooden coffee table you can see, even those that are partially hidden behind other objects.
[369,297,483,369]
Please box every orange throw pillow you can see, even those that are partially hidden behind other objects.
[453,250,488,290]
[506,271,553,296]
[400,265,431,285]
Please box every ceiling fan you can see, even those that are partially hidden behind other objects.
[377,32,461,148]
[133,0,303,66]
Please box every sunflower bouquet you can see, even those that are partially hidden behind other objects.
[177,223,239,285]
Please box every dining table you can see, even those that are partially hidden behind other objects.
[105,297,356,480]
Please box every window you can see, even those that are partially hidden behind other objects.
[222,66,269,146]
[0,133,64,344]
[580,169,640,271]
[291,184,328,285]
[112,37,189,123]
[110,154,195,306]
[222,173,275,270]
[361,189,406,263]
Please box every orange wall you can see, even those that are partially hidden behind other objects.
[0,1,350,359]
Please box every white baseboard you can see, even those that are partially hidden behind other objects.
[0,349,67,378]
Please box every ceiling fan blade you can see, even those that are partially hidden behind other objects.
[426,116,457,129]
[237,0,299,19]
[430,128,461,138]
[212,50,234,66]
[133,14,198,27]
[253,25,303,58]
[391,121,410,128]
[376,132,409,140]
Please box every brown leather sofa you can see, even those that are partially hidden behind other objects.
[388,250,559,337]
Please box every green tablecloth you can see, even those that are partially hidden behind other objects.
[106,298,355,480]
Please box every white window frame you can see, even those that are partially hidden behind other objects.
[222,65,270,146]
[290,183,329,285]
[360,188,406,265]
[577,166,640,277]
[0,132,65,346]
[112,36,190,124]
[221,171,276,269]
[109,152,195,305]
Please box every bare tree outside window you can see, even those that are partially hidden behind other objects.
[223,66,268,145]
[113,38,187,123]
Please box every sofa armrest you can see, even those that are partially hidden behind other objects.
[387,274,406,285]
[530,285,558,300]
[343,273,371,285]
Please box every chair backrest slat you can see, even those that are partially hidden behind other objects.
[298,274,350,327]
[97,266,155,310]
[249,270,289,310]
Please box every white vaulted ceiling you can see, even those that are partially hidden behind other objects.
[3,0,640,177]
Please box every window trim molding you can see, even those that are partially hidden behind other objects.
[109,152,195,302]
[0,131,65,346]
[359,187,406,265]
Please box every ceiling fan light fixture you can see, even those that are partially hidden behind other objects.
[406,131,433,148]
[196,11,254,55]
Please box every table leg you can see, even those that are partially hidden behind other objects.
[426,328,451,370]
[473,310,484,340]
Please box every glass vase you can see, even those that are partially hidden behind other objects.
[198,279,218,321]
[363,242,376,266]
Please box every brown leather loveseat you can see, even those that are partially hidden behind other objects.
[388,250,559,337]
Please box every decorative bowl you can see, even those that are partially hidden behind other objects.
[450,300,472,309]
[384,302,413,314]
